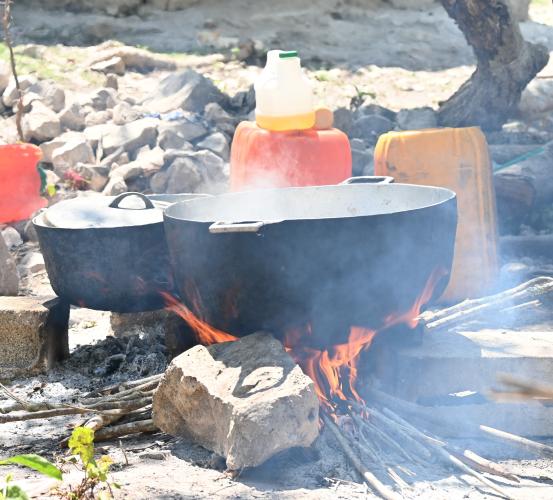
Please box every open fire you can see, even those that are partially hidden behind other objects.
[161,266,448,415]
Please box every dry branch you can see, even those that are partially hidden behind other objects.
[322,413,401,500]
[420,277,553,331]
[480,425,553,459]
[1,0,24,141]
[93,419,158,442]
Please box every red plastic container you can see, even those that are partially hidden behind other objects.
[230,121,352,191]
[0,143,46,224]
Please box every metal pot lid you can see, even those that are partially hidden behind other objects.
[43,192,165,229]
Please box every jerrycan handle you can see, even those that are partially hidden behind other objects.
[340,176,395,185]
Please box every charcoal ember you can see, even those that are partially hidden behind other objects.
[153,332,319,470]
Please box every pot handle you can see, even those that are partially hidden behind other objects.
[209,221,265,234]
[340,176,395,185]
[109,192,155,209]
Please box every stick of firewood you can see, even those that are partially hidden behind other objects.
[480,425,553,459]
[82,380,160,403]
[421,277,553,330]
[0,400,152,423]
[360,405,433,461]
[359,415,419,464]
[93,419,158,442]
[451,450,519,483]
[381,408,513,499]
[84,397,152,411]
[386,468,410,490]
[84,373,162,398]
[322,413,402,500]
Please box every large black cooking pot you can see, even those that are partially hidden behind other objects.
[34,192,208,312]
[164,177,458,348]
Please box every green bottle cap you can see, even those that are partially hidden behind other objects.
[279,50,298,59]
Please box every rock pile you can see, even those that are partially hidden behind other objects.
[0,61,255,198]
[333,103,438,176]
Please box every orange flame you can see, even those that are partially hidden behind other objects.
[162,268,446,411]
[382,266,448,330]
[161,291,238,345]
[285,326,376,411]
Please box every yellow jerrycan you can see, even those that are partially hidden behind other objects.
[374,127,499,303]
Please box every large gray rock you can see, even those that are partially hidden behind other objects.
[51,138,95,176]
[101,118,159,155]
[59,102,87,131]
[2,75,38,107]
[165,149,226,193]
[85,109,113,127]
[0,235,18,296]
[39,83,65,113]
[91,56,125,76]
[143,69,225,114]
[73,163,109,191]
[22,100,61,142]
[40,131,87,163]
[152,332,319,470]
[203,102,236,135]
[112,101,142,125]
[520,79,553,118]
[396,107,437,130]
[0,61,10,94]
[197,132,229,160]
[157,119,207,150]
[1,227,22,250]
[351,114,394,139]
[89,88,118,111]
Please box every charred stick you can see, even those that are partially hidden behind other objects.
[322,414,402,500]
[480,425,553,459]
[93,419,158,442]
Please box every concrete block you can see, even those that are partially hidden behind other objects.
[374,324,553,437]
[0,296,69,379]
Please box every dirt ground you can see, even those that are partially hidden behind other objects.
[2,0,553,498]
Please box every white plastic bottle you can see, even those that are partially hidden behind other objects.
[254,50,315,132]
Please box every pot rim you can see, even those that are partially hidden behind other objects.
[164,182,457,225]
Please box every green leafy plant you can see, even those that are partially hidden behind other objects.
[64,427,119,500]
[350,85,376,110]
[1,474,28,500]
[0,454,63,500]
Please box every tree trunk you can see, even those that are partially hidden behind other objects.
[438,0,549,131]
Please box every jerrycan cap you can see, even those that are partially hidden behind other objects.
[279,50,298,59]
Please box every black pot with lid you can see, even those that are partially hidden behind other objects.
[34,192,209,312]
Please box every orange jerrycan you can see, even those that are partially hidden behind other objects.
[374,127,499,302]
[0,144,46,224]
[230,121,352,190]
